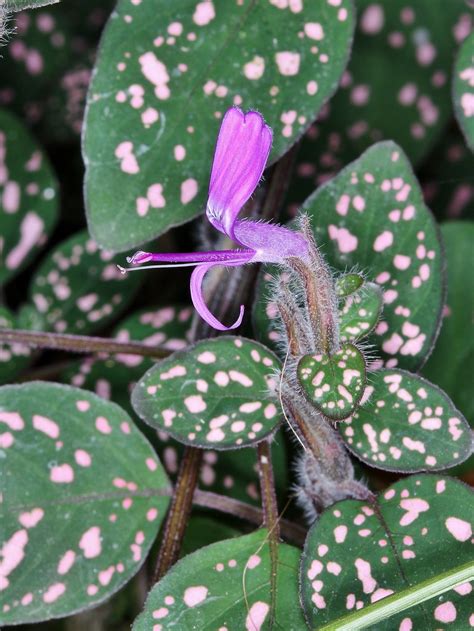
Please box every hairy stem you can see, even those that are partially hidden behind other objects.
[0,328,171,358]
[152,447,203,583]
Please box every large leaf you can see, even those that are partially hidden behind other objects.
[132,336,282,449]
[300,474,474,629]
[340,369,471,472]
[287,0,473,208]
[133,529,306,630]
[83,0,355,251]
[28,230,142,334]
[304,141,443,371]
[0,382,170,625]
[423,222,474,424]
[0,108,58,285]
[454,30,474,151]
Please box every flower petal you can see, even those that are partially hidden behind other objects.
[207,107,272,241]
[190,258,252,331]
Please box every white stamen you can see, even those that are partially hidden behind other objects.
[116,262,202,274]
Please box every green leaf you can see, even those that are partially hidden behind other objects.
[289,0,471,208]
[83,0,355,251]
[339,282,383,343]
[454,30,474,151]
[181,516,241,556]
[132,336,282,450]
[28,230,143,334]
[336,272,365,297]
[298,343,366,420]
[304,141,443,371]
[340,369,472,472]
[0,381,170,625]
[133,529,306,631]
[423,222,474,425]
[0,108,58,285]
[300,474,474,630]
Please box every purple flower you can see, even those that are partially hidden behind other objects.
[123,107,308,330]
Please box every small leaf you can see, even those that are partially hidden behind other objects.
[132,336,281,450]
[0,108,58,285]
[133,529,306,631]
[28,230,142,334]
[335,272,365,297]
[300,474,474,630]
[304,141,443,371]
[340,369,472,472]
[339,282,383,343]
[298,343,366,420]
[83,0,355,251]
[0,382,170,625]
[454,31,474,151]
[423,222,474,424]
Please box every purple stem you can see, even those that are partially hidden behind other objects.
[127,249,254,265]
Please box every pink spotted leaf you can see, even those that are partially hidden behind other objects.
[338,281,384,343]
[340,369,472,472]
[453,30,474,151]
[304,141,444,372]
[300,474,474,629]
[28,230,142,335]
[132,336,282,450]
[133,529,306,630]
[83,0,355,252]
[0,381,170,625]
[0,109,58,286]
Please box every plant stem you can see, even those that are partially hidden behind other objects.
[0,328,171,358]
[152,447,203,583]
[318,560,474,631]
[257,440,280,629]
[193,490,306,546]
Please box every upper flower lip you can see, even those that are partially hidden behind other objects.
[122,107,308,331]
[207,106,273,243]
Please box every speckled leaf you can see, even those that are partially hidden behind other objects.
[28,230,142,334]
[340,369,471,472]
[339,281,383,343]
[454,31,474,151]
[336,272,365,297]
[300,474,474,630]
[0,382,170,625]
[288,1,472,207]
[298,343,366,420]
[423,223,474,425]
[83,0,355,252]
[0,109,58,285]
[0,307,32,384]
[62,305,193,407]
[132,336,281,450]
[304,141,443,371]
[133,529,306,631]
[0,10,76,129]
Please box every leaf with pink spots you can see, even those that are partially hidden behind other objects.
[298,343,367,421]
[300,474,474,629]
[340,369,471,472]
[454,31,474,151]
[28,230,142,334]
[133,529,306,631]
[83,0,355,252]
[304,141,443,371]
[0,306,36,384]
[287,0,472,207]
[0,108,58,286]
[0,381,170,625]
[339,281,383,343]
[132,336,282,449]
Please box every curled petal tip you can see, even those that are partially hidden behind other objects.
[127,250,150,265]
